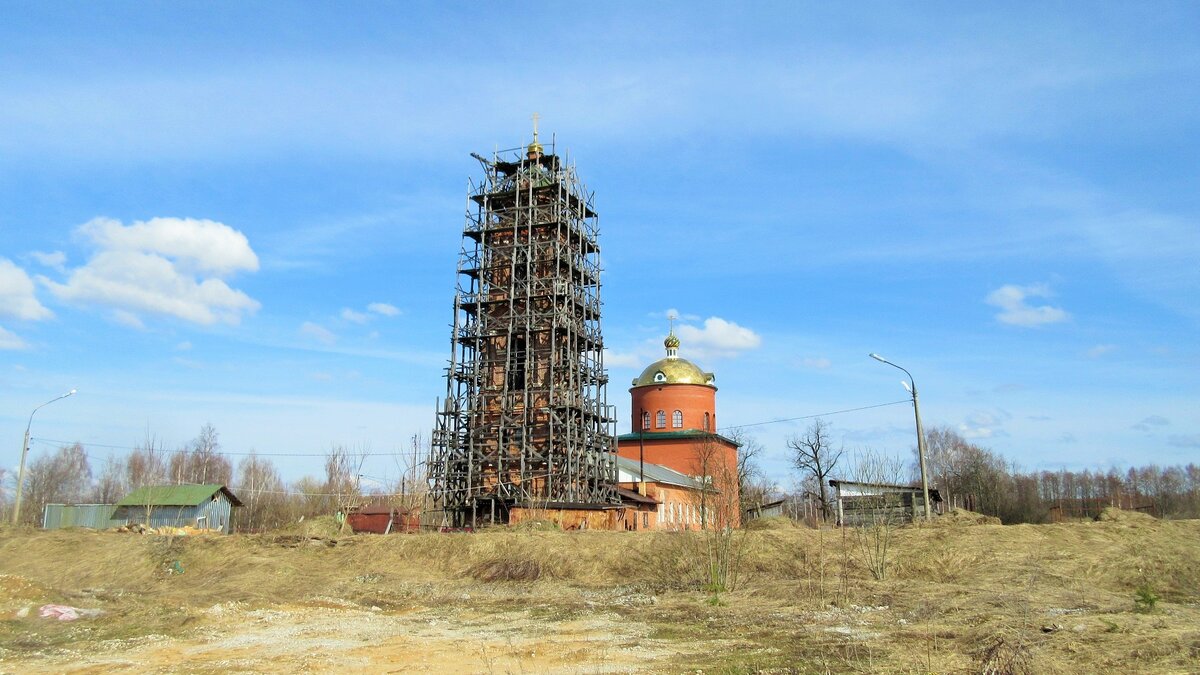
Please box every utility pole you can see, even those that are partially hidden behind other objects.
[869,353,932,520]
[12,389,76,525]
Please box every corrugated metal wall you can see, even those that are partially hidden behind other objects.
[117,495,235,533]
[42,504,126,530]
[197,496,234,533]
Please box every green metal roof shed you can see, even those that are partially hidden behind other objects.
[115,484,243,533]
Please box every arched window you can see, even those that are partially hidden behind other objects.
[641,411,651,430]
[703,412,711,431]
[672,410,683,428]
[655,410,666,429]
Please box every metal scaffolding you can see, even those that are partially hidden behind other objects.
[429,134,617,527]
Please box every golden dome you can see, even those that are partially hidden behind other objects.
[664,333,680,349]
[632,357,715,388]
[527,140,544,156]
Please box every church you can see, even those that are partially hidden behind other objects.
[613,330,742,529]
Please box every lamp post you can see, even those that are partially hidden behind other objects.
[868,354,931,520]
[12,388,76,525]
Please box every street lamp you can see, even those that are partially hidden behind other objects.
[12,388,76,525]
[868,354,931,520]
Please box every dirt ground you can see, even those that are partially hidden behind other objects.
[10,601,676,674]
[1,515,1198,673]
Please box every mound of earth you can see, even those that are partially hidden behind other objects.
[1095,506,1157,524]
[926,509,1001,526]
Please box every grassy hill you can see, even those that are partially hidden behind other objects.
[1,514,1197,672]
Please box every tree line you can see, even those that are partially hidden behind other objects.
[773,419,1200,524]
[919,425,1200,522]
[0,424,428,531]
[5,420,1196,530]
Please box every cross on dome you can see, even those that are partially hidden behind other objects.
[527,112,543,157]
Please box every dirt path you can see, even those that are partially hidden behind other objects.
[10,601,681,674]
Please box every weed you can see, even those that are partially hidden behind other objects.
[1134,584,1160,613]
[977,634,1034,675]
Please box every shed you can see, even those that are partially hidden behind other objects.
[345,504,420,534]
[114,484,243,534]
[744,498,787,522]
[828,479,942,527]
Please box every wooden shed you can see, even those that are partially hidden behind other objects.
[828,479,942,527]
[114,484,243,534]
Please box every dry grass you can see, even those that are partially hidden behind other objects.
[0,517,1198,672]
[744,515,797,530]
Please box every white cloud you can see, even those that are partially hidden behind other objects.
[30,250,67,272]
[341,308,369,324]
[802,357,832,370]
[78,217,258,276]
[0,325,28,350]
[175,341,193,351]
[1132,415,1170,432]
[112,309,145,329]
[368,302,400,317]
[0,258,53,320]
[604,349,644,369]
[1085,344,1116,358]
[985,283,1069,327]
[659,308,700,322]
[42,217,260,326]
[676,317,762,359]
[958,410,1012,439]
[300,321,337,346]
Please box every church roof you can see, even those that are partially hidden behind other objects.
[630,331,715,388]
[615,455,708,490]
[632,357,715,388]
[617,430,742,447]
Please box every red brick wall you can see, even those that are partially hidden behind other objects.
[617,436,741,528]
[630,384,716,433]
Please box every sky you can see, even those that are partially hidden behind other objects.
[2,2,1198,490]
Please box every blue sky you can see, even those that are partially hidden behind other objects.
[2,2,1198,488]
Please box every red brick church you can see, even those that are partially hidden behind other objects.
[615,331,741,528]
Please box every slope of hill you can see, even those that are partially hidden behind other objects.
[1,516,1197,673]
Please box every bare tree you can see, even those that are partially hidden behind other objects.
[846,449,906,581]
[325,444,367,532]
[727,427,764,516]
[680,434,749,603]
[169,423,233,485]
[289,475,327,520]
[126,431,168,526]
[22,443,92,525]
[235,452,288,532]
[0,468,13,522]
[788,418,844,521]
[389,432,429,529]
[127,432,168,488]
[90,456,128,504]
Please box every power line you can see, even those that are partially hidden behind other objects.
[719,399,911,431]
